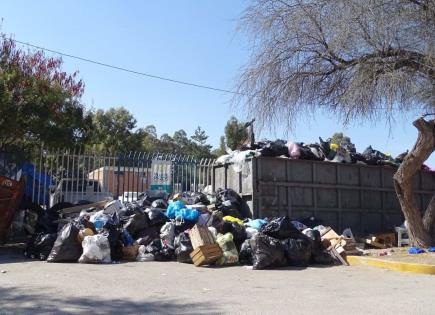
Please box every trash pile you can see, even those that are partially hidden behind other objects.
[22,189,358,269]
[215,137,426,171]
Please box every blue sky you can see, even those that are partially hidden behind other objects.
[1,1,433,166]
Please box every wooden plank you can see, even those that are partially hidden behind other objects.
[61,200,108,214]
[321,227,340,240]
[329,247,349,266]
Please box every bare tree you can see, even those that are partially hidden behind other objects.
[236,0,435,246]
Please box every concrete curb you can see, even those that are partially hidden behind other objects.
[347,255,435,275]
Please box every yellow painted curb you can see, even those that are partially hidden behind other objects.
[347,255,435,275]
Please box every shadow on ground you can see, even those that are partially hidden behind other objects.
[0,248,28,265]
[0,286,222,315]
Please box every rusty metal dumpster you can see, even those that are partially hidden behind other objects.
[212,157,435,235]
[0,175,25,242]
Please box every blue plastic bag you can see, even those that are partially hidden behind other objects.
[166,201,185,219]
[177,208,200,222]
[245,219,267,231]
[90,210,110,231]
[121,230,135,246]
[166,201,199,222]
[408,247,425,254]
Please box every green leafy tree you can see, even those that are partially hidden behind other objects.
[0,36,89,158]
[191,126,208,145]
[173,129,190,150]
[141,125,158,152]
[89,107,141,153]
[159,133,177,153]
[224,116,248,150]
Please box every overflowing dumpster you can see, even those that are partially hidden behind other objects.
[212,157,435,235]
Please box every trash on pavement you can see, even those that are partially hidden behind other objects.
[17,185,415,272]
[79,234,111,264]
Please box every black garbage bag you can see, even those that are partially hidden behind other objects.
[257,140,288,157]
[47,221,82,262]
[231,223,247,250]
[192,192,210,206]
[144,239,172,261]
[24,233,57,260]
[362,146,388,165]
[120,201,144,217]
[151,199,168,209]
[260,216,303,240]
[252,233,287,270]
[216,188,242,211]
[136,226,160,246]
[35,202,73,234]
[350,152,366,164]
[174,220,196,235]
[174,232,193,264]
[219,221,247,251]
[319,137,334,160]
[303,229,322,256]
[299,144,321,161]
[123,212,149,238]
[144,238,162,254]
[146,208,169,227]
[101,222,123,261]
[307,144,325,160]
[138,190,169,207]
[209,211,224,229]
[312,251,334,264]
[239,239,253,265]
[282,237,312,267]
[154,245,175,262]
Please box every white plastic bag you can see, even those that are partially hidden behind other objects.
[160,222,175,247]
[136,245,155,262]
[246,227,258,239]
[208,227,217,240]
[79,234,111,264]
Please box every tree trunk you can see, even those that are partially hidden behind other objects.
[393,118,435,247]
[423,194,435,237]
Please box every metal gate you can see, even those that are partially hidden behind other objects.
[23,149,216,208]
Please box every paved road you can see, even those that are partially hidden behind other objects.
[1,250,434,315]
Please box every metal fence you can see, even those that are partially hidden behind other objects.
[21,149,216,207]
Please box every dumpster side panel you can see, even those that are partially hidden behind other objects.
[212,157,435,236]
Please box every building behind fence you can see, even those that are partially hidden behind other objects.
[0,149,216,207]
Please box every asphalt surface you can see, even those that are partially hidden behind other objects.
[1,250,434,315]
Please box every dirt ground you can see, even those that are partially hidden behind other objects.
[1,249,435,315]
[365,247,435,265]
